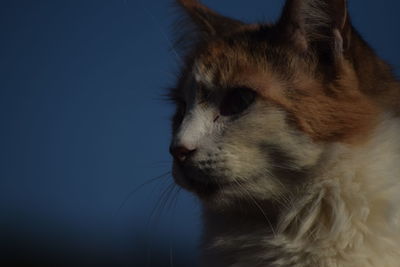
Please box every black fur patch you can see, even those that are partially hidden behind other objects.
[261,143,311,185]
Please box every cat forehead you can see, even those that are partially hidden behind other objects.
[191,59,265,95]
[193,42,246,87]
[190,38,272,90]
[186,28,302,92]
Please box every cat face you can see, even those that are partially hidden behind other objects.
[169,0,379,208]
[170,39,324,206]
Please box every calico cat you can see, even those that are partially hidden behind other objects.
[168,0,400,266]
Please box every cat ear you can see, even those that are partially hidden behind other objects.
[278,0,351,58]
[176,0,243,37]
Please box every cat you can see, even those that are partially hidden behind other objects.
[168,0,400,266]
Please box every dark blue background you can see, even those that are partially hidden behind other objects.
[1,0,399,266]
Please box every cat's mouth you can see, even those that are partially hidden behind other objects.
[172,161,230,197]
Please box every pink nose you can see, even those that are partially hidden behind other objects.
[169,145,196,162]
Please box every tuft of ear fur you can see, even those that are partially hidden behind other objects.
[176,0,243,36]
[278,0,351,61]
[173,0,244,53]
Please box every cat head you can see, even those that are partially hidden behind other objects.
[169,0,380,209]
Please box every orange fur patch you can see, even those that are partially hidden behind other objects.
[242,63,380,143]
[196,46,380,143]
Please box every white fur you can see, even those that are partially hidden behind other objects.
[174,105,216,150]
[193,61,214,88]
[201,115,400,267]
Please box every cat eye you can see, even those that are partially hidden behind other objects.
[220,87,256,116]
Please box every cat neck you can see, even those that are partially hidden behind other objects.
[200,114,400,267]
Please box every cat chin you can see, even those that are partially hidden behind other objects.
[172,161,218,196]
[172,161,246,201]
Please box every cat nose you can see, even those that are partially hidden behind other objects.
[169,145,196,162]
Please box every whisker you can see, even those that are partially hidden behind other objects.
[138,1,183,64]
[232,178,277,238]
[166,185,181,213]
[113,171,171,216]
[149,182,176,225]
[259,167,295,212]
[168,187,181,267]
[271,177,294,211]
[157,183,177,220]
[146,180,175,267]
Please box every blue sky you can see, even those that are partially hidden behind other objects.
[1,0,399,265]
